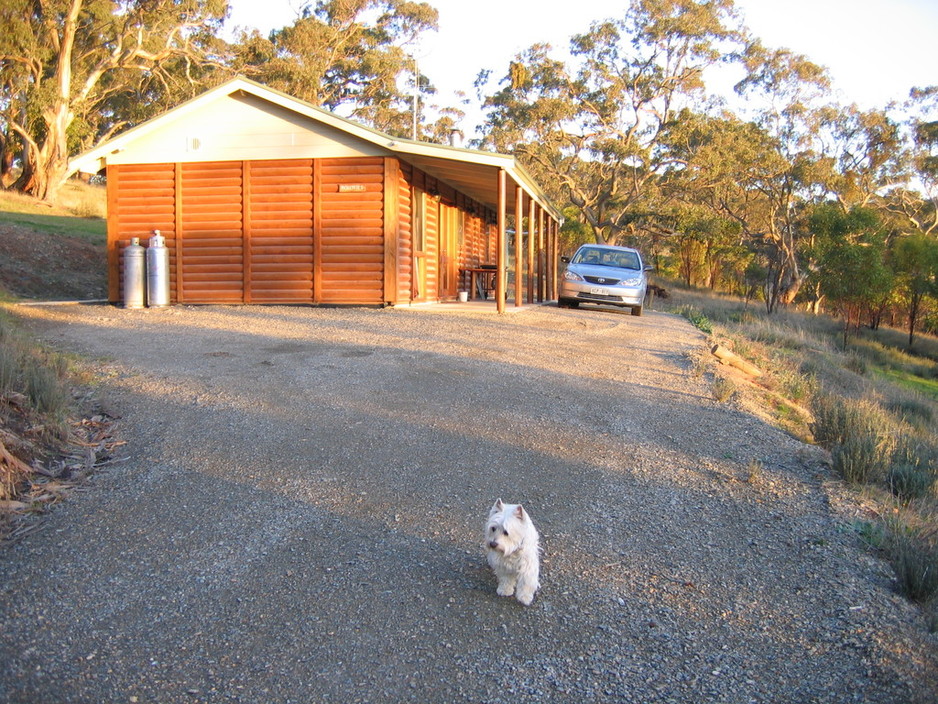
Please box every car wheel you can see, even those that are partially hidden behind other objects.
[631,305,643,316]
[558,298,579,309]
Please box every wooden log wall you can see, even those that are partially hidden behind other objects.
[108,157,510,306]
[108,163,176,303]
[245,159,314,304]
[178,161,244,303]
[397,163,414,303]
[319,157,385,304]
[423,178,440,302]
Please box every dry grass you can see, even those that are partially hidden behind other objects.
[0,179,106,218]
[0,308,73,501]
[0,180,107,246]
[659,282,938,609]
[56,181,107,219]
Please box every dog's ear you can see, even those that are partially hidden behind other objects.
[514,505,526,520]
[492,498,504,514]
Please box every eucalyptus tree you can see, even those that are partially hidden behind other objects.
[731,40,833,312]
[892,232,938,349]
[810,204,893,347]
[663,109,793,309]
[477,0,746,244]
[822,105,907,211]
[669,209,743,289]
[0,0,228,201]
[230,0,440,138]
[884,86,938,236]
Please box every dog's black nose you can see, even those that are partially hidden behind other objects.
[489,541,498,549]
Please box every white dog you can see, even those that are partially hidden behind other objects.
[484,499,540,606]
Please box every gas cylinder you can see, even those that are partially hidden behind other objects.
[122,237,146,309]
[146,230,171,307]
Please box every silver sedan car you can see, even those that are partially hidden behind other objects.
[558,244,652,316]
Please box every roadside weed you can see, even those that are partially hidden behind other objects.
[712,377,735,402]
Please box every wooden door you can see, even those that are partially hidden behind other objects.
[412,188,428,302]
[439,203,460,300]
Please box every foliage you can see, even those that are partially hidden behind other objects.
[892,86,938,236]
[889,525,938,603]
[892,233,938,349]
[0,308,71,427]
[809,205,893,347]
[475,0,745,244]
[229,0,441,138]
[558,207,594,254]
[674,305,713,334]
[0,0,230,200]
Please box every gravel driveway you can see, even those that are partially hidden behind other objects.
[2,302,936,703]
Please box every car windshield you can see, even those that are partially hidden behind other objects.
[572,247,640,270]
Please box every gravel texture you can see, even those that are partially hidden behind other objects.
[1,302,936,703]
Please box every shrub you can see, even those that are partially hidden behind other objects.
[712,377,735,402]
[25,362,69,417]
[0,310,72,424]
[887,439,937,504]
[676,306,713,334]
[811,392,852,447]
[779,368,818,404]
[833,431,890,484]
[885,396,934,428]
[845,353,868,376]
[0,343,16,395]
[889,528,938,602]
[813,393,894,484]
[72,197,104,219]
[888,463,936,504]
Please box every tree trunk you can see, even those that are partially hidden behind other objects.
[35,108,71,202]
[0,134,14,188]
[10,147,37,194]
[591,227,609,245]
[21,0,81,202]
[908,293,921,349]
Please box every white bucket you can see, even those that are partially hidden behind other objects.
[458,291,469,303]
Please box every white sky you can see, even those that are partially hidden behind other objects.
[226,0,938,131]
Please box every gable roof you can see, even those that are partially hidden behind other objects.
[70,76,563,223]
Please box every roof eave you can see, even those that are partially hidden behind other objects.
[69,76,564,222]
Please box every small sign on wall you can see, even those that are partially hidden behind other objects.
[338,184,367,193]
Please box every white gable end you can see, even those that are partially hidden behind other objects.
[105,92,389,166]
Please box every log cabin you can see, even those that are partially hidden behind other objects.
[70,77,564,311]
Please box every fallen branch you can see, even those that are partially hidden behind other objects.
[711,344,763,377]
[1,438,33,476]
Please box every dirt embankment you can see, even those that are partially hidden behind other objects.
[0,220,106,301]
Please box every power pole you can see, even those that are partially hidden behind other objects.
[412,56,419,141]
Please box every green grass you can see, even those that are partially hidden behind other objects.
[0,210,105,245]
[0,182,106,245]
[674,305,713,334]
[878,367,938,400]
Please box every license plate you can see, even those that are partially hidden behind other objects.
[590,287,606,294]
